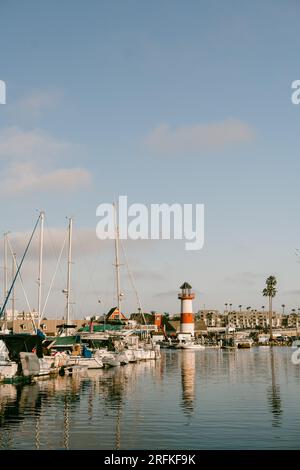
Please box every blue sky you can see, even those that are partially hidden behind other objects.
[0,1,300,318]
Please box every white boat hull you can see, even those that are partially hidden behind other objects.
[179,343,205,350]
[66,356,103,369]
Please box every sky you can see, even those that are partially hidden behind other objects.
[0,0,300,319]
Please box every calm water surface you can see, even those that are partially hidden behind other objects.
[0,347,299,449]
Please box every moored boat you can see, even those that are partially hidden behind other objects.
[180,343,205,350]
[0,334,57,383]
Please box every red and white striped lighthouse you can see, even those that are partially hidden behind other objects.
[178,282,195,336]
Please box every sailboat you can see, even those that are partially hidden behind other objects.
[79,201,161,363]
[0,213,61,383]
[43,215,124,370]
[45,217,105,372]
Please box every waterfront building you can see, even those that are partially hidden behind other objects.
[0,318,87,335]
[4,309,39,322]
[288,313,300,329]
[227,310,282,329]
[198,309,291,330]
[106,307,128,322]
[153,313,163,329]
[198,310,224,327]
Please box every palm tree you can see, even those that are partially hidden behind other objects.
[261,305,265,312]
[229,303,232,312]
[246,306,251,311]
[262,275,277,341]
[281,304,285,315]
[238,304,242,312]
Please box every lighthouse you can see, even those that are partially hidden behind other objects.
[178,282,195,338]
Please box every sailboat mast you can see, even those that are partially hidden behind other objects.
[0,214,41,319]
[3,232,8,328]
[12,252,15,321]
[113,203,121,312]
[37,211,44,328]
[66,217,73,330]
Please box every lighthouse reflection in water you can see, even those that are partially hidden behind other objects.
[181,351,196,416]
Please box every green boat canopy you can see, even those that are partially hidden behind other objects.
[78,324,123,332]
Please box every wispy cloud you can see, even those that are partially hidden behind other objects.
[144,119,255,156]
[0,162,91,196]
[0,126,73,161]
[9,89,62,120]
[9,227,101,261]
[0,126,91,195]
[8,228,158,261]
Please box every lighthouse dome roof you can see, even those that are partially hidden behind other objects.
[180,282,192,289]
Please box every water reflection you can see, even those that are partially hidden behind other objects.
[268,348,282,427]
[63,395,70,449]
[180,351,196,416]
[0,349,299,449]
[35,413,41,450]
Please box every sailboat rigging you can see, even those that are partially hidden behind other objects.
[0,213,41,319]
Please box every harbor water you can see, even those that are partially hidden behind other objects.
[0,347,299,450]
